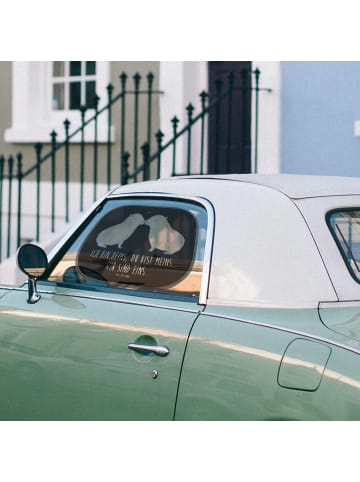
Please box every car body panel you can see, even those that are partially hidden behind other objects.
[0,285,200,420]
[175,306,360,420]
[319,301,360,343]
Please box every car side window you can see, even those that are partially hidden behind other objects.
[47,197,209,300]
[327,208,360,283]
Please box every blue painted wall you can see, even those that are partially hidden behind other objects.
[281,62,360,176]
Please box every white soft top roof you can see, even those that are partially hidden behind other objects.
[109,173,360,307]
[112,174,360,199]
[172,174,360,199]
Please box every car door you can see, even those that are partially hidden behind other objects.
[0,195,211,421]
[0,287,202,420]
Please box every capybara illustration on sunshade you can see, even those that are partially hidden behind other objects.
[96,213,145,248]
[145,215,185,255]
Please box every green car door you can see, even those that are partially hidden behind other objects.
[0,287,200,420]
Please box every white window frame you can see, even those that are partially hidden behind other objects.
[5,61,112,143]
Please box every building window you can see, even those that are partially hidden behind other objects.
[52,61,97,111]
[4,61,111,143]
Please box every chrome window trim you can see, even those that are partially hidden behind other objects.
[10,286,203,315]
[48,192,215,306]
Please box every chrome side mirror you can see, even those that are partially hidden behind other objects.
[17,244,48,304]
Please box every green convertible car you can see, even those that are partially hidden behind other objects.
[1,173,360,420]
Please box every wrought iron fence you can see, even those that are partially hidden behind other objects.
[121,67,271,183]
[0,72,162,262]
[0,67,270,263]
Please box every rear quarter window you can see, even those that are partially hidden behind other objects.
[327,208,360,283]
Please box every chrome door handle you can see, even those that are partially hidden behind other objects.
[128,343,170,357]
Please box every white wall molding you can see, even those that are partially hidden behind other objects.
[252,61,281,174]
[159,61,281,176]
[159,61,208,177]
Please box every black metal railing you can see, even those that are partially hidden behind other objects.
[121,68,271,183]
[0,71,162,262]
[0,67,270,263]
